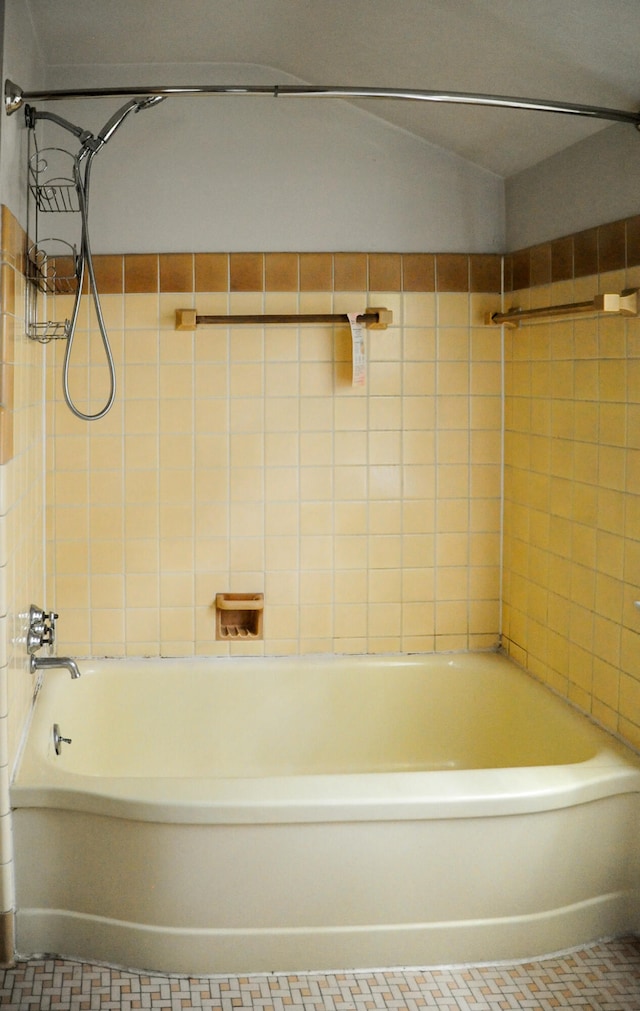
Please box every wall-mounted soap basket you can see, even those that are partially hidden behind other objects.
[27,238,78,295]
[215,593,264,640]
[29,146,80,214]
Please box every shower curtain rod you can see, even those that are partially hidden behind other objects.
[5,79,640,128]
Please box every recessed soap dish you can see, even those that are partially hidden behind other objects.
[215,593,264,640]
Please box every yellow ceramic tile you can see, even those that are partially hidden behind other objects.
[52,550,92,597]
[599,444,626,491]
[368,362,402,396]
[437,293,470,326]
[228,328,263,364]
[264,431,298,467]
[333,502,365,536]
[124,293,159,329]
[264,466,298,501]
[402,361,435,396]
[299,570,332,603]
[229,362,263,397]
[159,607,195,645]
[334,465,367,501]
[159,363,193,399]
[229,466,263,501]
[403,293,436,327]
[334,535,367,569]
[160,503,194,539]
[90,537,124,578]
[470,362,501,396]
[299,604,332,639]
[369,396,402,431]
[599,359,626,402]
[436,464,469,499]
[300,431,332,466]
[366,431,398,466]
[90,574,125,609]
[437,362,469,395]
[299,327,334,362]
[264,363,298,398]
[436,396,469,430]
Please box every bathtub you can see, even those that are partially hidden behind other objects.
[11,651,640,974]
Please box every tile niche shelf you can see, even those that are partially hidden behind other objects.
[215,593,264,640]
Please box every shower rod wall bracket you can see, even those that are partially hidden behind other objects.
[5,78,640,129]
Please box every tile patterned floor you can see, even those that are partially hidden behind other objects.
[1,936,639,1010]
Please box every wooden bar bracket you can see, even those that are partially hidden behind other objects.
[175,308,198,331]
[175,307,393,331]
[485,288,639,328]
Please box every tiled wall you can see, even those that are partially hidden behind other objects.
[0,205,47,957]
[47,252,503,657]
[502,215,640,751]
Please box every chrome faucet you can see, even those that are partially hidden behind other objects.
[26,603,82,678]
[30,654,82,679]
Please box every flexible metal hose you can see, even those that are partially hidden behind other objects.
[63,149,116,421]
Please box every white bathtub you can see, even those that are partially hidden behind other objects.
[11,651,640,974]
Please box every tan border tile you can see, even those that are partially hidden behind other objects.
[230,253,264,291]
[469,254,501,293]
[402,254,435,292]
[598,219,626,273]
[300,253,332,291]
[265,253,299,291]
[333,253,367,291]
[125,254,159,293]
[195,253,228,292]
[368,253,401,291]
[529,245,551,287]
[551,236,573,282]
[159,253,194,292]
[511,250,530,290]
[436,254,469,292]
[92,255,124,294]
[626,215,640,268]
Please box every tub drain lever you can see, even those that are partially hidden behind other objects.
[52,723,72,755]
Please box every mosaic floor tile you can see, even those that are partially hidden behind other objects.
[0,936,639,1010]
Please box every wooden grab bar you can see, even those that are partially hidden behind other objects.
[175,307,392,330]
[486,288,638,327]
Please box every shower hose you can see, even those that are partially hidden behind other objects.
[64,146,117,421]
[30,97,164,420]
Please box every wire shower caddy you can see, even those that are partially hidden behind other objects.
[25,129,79,342]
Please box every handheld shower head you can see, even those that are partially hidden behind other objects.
[135,94,167,111]
[95,94,166,147]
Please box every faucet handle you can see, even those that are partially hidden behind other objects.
[29,604,45,626]
[26,605,58,654]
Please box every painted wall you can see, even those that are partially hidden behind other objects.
[40,63,505,254]
[506,123,640,250]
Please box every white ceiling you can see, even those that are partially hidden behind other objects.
[23,0,640,177]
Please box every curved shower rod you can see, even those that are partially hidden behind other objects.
[5,78,640,128]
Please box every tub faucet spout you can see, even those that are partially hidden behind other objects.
[30,654,82,679]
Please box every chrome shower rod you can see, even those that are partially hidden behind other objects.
[5,79,640,128]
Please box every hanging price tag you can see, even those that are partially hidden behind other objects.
[348,312,366,387]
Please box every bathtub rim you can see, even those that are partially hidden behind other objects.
[12,649,640,825]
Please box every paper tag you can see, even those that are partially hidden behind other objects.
[348,312,366,387]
